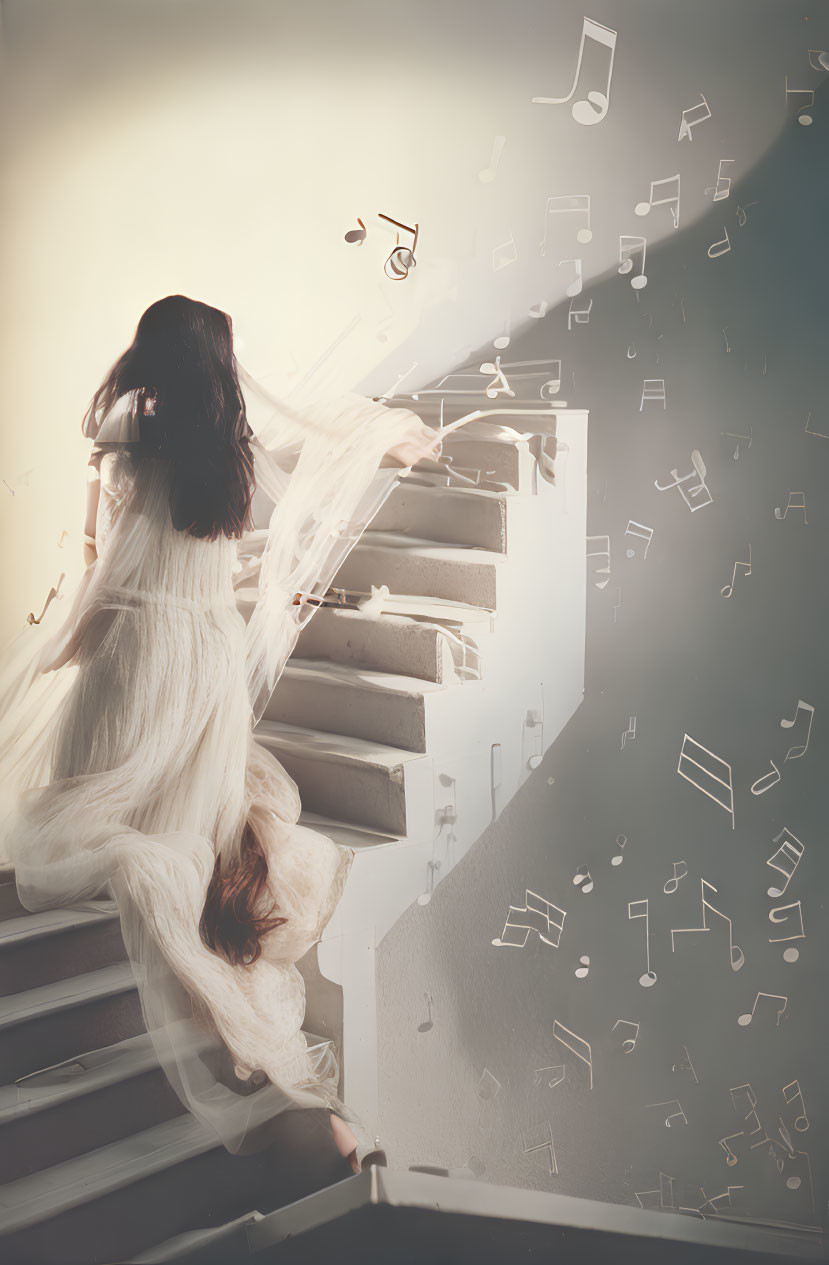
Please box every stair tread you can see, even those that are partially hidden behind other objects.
[0,961,136,1031]
[0,902,119,948]
[297,810,404,848]
[131,1210,264,1263]
[281,658,447,697]
[0,1113,215,1235]
[0,1031,160,1122]
[358,531,505,561]
[255,718,429,770]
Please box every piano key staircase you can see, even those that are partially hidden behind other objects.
[0,400,587,1262]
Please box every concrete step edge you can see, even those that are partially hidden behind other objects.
[280,658,449,699]
[130,1210,264,1262]
[297,810,405,849]
[0,1113,216,1237]
[0,902,119,949]
[0,961,137,1033]
[254,719,429,773]
[357,532,506,563]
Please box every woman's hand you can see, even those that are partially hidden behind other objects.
[381,415,444,469]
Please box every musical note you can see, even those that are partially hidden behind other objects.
[707,227,731,258]
[647,1098,688,1128]
[768,900,805,963]
[663,861,688,895]
[774,491,808,523]
[521,1122,558,1174]
[705,158,735,201]
[678,92,712,141]
[618,235,647,289]
[492,231,518,272]
[621,716,637,749]
[639,379,666,410]
[533,1064,566,1089]
[611,835,627,867]
[418,991,434,1032]
[524,706,544,771]
[808,49,829,71]
[780,698,814,761]
[672,879,744,971]
[628,899,657,987]
[493,315,511,350]
[635,1172,677,1211]
[612,1019,639,1053]
[492,889,566,947]
[672,1045,698,1084]
[586,535,610,589]
[735,200,759,228]
[750,759,780,797]
[478,134,506,183]
[572,865,594,894]
[804,411,829,439]
[785,77,814,125]
[568,296,593,329]
[540,194,593,251]
[719,1133,743,1166]
[560,257,583,297]
[766,828,804,898]
[475,1068,501,1101]
[531,16,617,126]
[626,343,636,359]
[782,1080,809,1132]
[635,174,681,227]
[655,451,713,512]
[677,734,734,828]
[529,300,549,319]
[379,212,418,280]
[553,1019,593,1089]
[27,573,67,626]
[738,991,787,1027]
[344,216,367,245]
[721,428,752,459]
[612,587,622,623]
[722,327,731,354]
[575,954,591,979]
[480,354,515,400]
[720,546,752,597]
[417,858,442,905]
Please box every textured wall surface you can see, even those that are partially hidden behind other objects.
[377,5,829,1249]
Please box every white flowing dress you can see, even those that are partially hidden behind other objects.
[0,369,423,1153]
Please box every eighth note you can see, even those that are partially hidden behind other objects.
[531,17,617,127]
[738,991,788,1027]
[720,546,752,597]
[573,865,594,894]
[780,698,814,762]
[663,860,688,895]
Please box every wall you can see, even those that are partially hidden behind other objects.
[0,0,826,1247]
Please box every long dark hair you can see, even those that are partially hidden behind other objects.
[82,294,255,540]
[85,295,286,964]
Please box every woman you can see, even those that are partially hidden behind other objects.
[0,295,445,1174]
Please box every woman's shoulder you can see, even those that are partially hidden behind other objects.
[93,390,142,444]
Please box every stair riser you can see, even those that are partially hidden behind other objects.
[265,676,428,753]
[0,1128,351,1265]
[0,1065,184,1184]
[436,438,524,488]
[370,487,506,551]
[0,920,127,998]
[0,881,24,921]
[293,610,450,683]
[0,990,144,1083]
[334,548,498,610]
[265,747,407,836]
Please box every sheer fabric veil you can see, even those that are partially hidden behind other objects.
[0,360,427,1154]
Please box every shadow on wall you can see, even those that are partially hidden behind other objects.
[377,78,828,1240]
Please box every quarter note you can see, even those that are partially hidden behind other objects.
[344,216,367,245]
[782,1080,809,1132]
[628,899,657,987]
[707,227,731,258]
[663,860,688,895]
[531,16,617,127]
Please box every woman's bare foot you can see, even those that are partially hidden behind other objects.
[329,1112,360,1173]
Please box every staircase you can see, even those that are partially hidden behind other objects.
[0,398,587,1262]
[250,398,588,1146]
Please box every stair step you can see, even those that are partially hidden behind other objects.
[0,1031,188,1184]
[297,810,402,850]
[293,606,458,683]
[0,1110,355,1265]
[254,719,426,835]
[266,659,448,753]
[333,539,502,610]
[0,962,143,1084]
[434,434,526,488]
[0,902,126,997]
[0,872,23,921]
[131,1210,264,1263]
[370,482,507,551]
